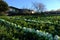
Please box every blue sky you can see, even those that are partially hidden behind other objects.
[4,0,60,11]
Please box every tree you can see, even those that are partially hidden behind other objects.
[33,2,46,12]
[0,0,9,12]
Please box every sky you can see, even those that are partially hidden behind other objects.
[4,0,60,11]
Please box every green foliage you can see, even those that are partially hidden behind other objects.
[0,19,49,40]
[0,16,60,40]
[0,0,9,12]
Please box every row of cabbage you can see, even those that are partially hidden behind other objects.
[0,16,60,36]
[0,19,60,40]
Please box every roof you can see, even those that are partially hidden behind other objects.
[9,6,20,10]
[9,6,34,11]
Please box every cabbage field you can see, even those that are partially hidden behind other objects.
[0,15,60,40]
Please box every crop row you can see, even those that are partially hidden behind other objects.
[0,16,60,36]
[0,19,60,40]
[1,16,60,36]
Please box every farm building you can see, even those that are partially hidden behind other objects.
[7,6,60,16]
[7,6,35,15]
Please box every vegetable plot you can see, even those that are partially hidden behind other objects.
[0,19,60,40]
